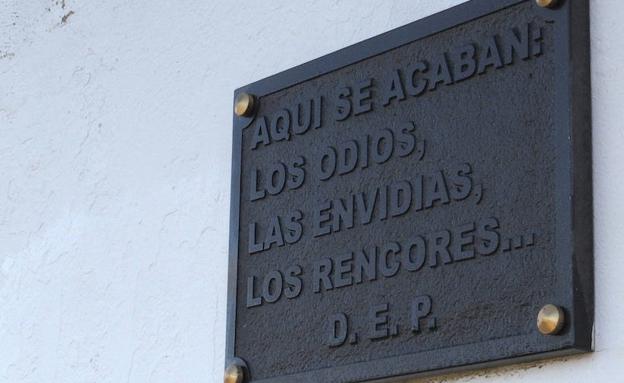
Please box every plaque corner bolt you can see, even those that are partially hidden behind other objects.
[224,362,246,383]
[537,304,565,335]
[536,0,559,8]
[234,92,256,117]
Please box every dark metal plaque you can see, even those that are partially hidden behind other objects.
[227,1,592,382]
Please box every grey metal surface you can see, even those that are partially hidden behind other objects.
[227,0,592,382]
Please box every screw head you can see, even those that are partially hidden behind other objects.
[234,93,256,117]
[224,363,244,383]
[536,0,558,8]
[537,304,565,335]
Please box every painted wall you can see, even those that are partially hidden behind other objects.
[1,0,622,382]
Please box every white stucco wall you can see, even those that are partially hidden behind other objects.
[1,0,622,382]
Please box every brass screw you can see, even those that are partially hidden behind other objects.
[537,304,565,335]
[234,92,256,117]
[224,363,244,383]
[536,0,558,8]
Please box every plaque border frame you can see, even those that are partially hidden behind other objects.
[227,0,593,381]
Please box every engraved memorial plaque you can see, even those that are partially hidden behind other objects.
[226,1,592,382]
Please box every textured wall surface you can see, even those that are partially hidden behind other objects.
[0,1,622,382]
